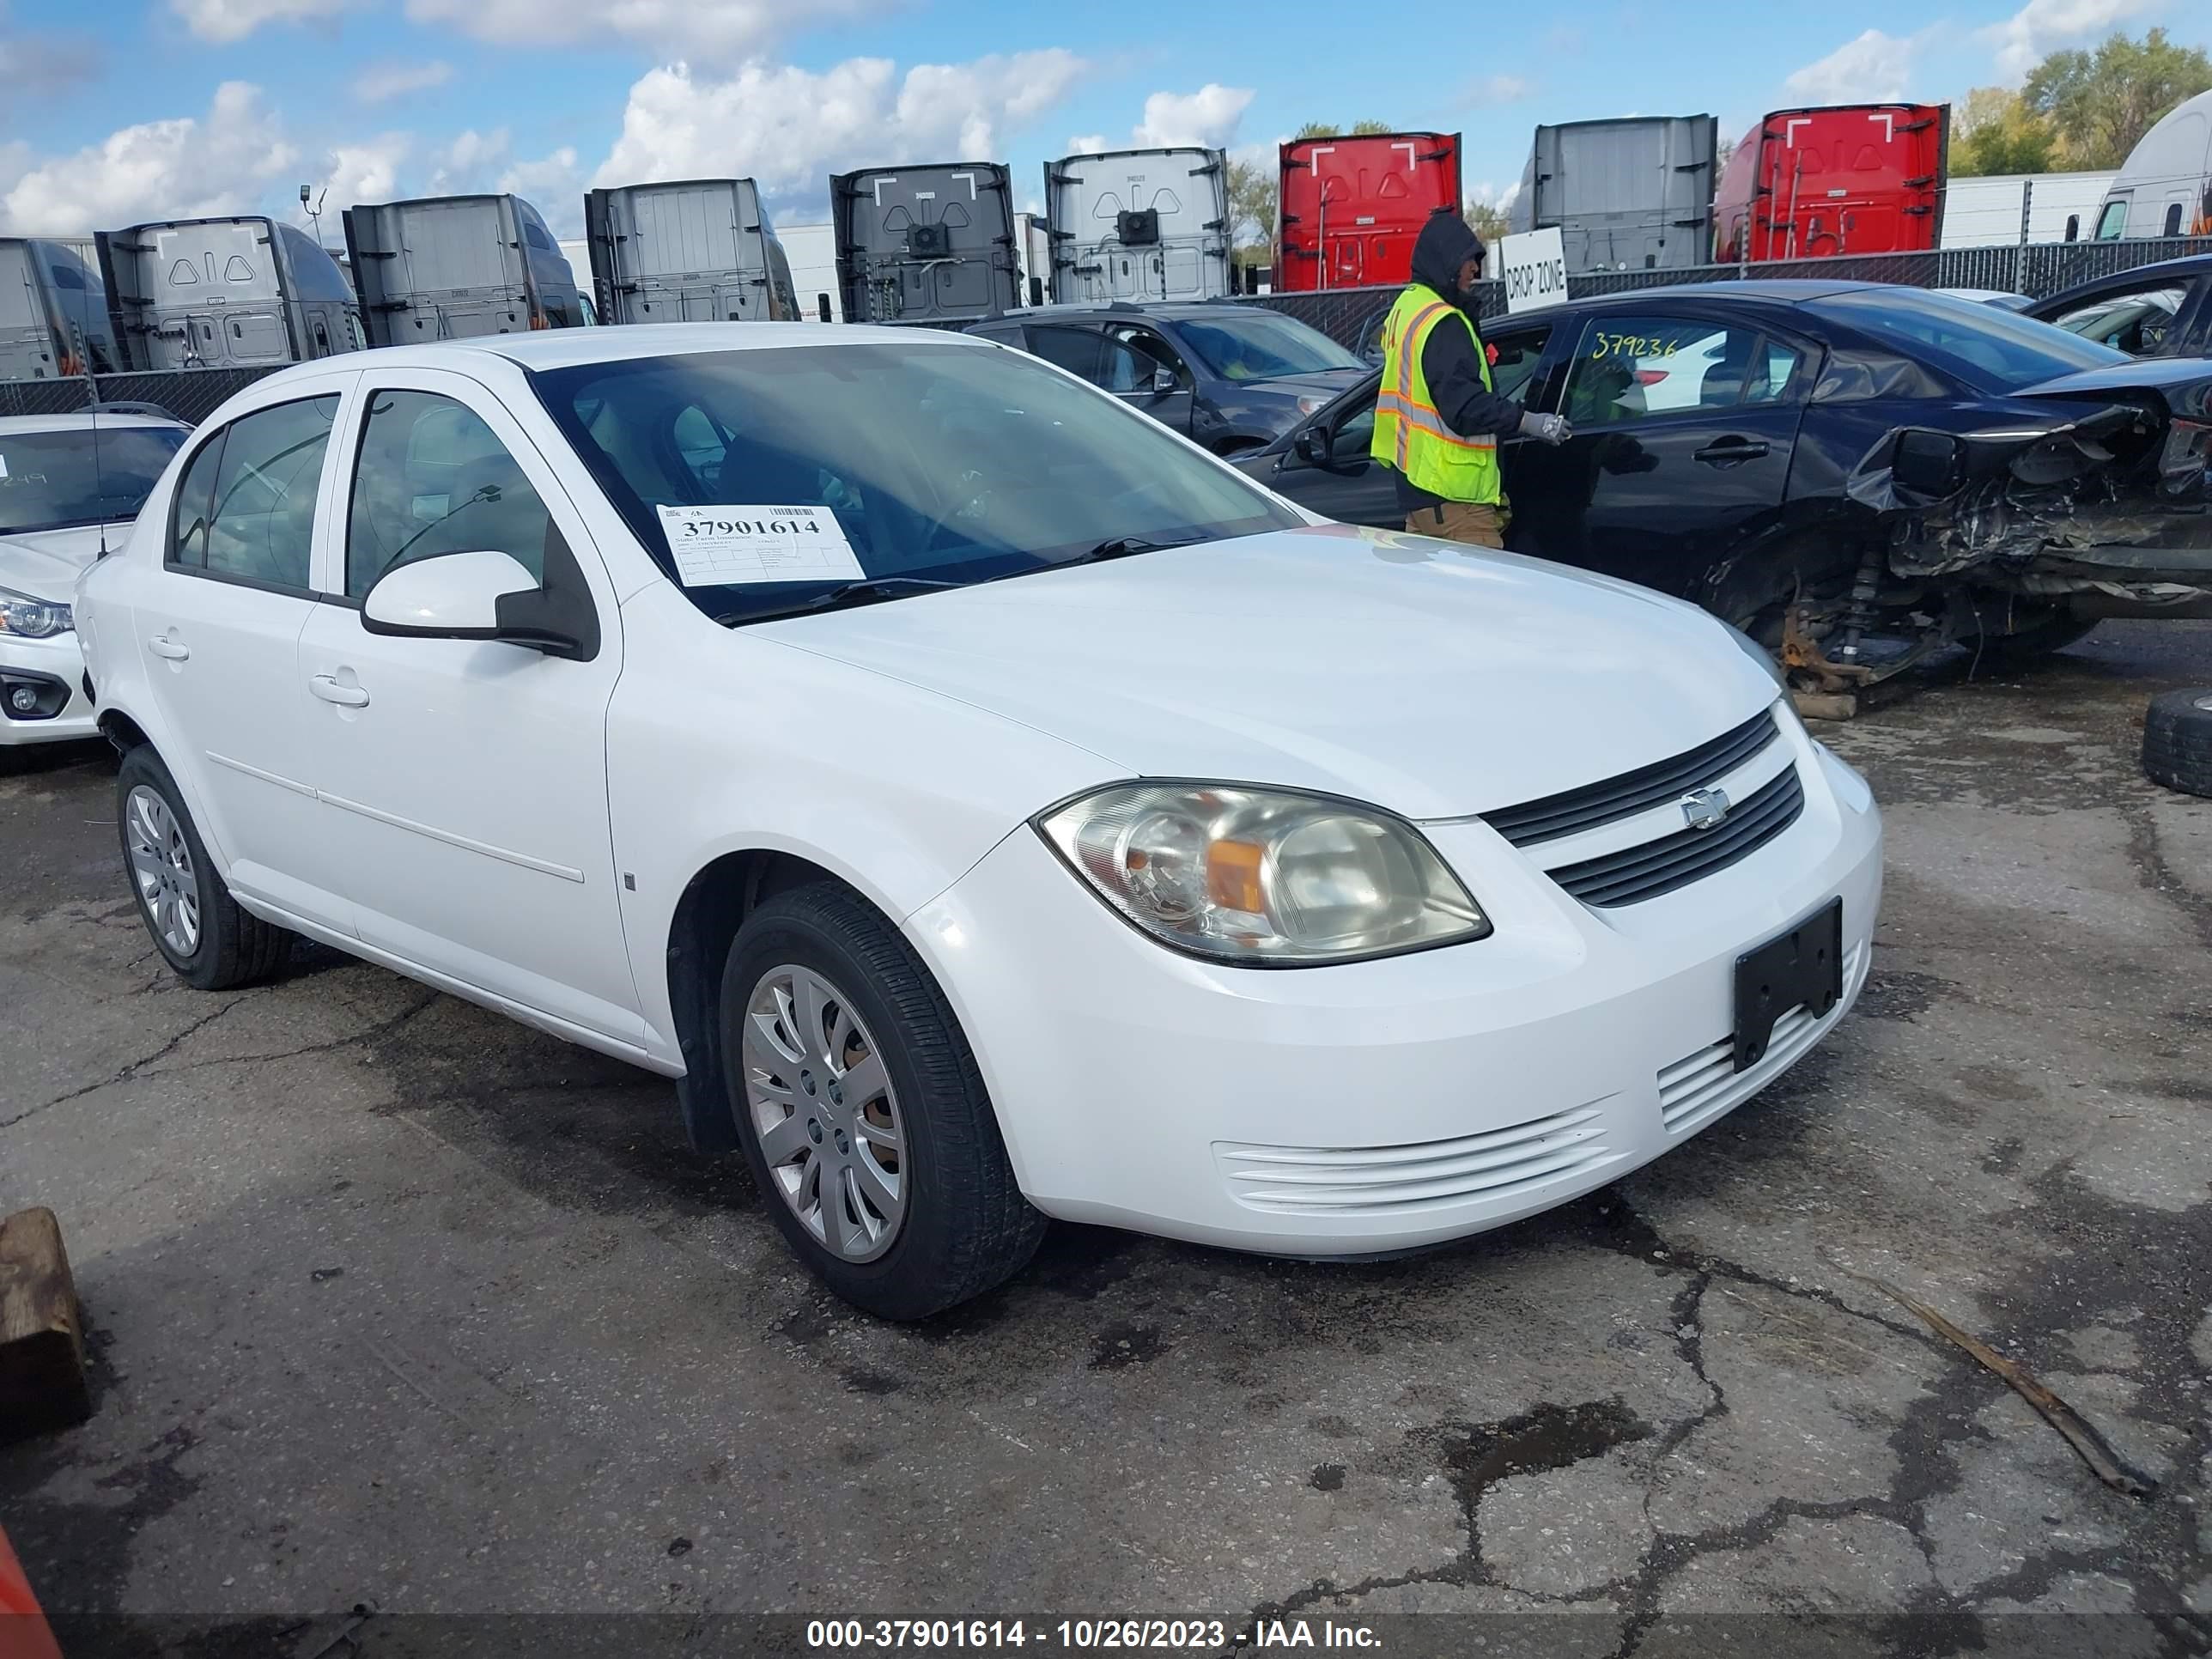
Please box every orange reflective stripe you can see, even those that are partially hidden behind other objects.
[1376,392,1497,451]
[1389,301,1453,471]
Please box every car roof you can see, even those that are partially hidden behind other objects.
[972,301,1274,324]
[0,411,189,434]
[333,322,997,376]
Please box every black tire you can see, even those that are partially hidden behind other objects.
[718,881,1046,1319]
[1967,614,2099,665]
[115,745,291,990]
[2143,689,2212,799]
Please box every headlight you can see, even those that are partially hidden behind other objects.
[1036,782,1491,964]
[0,586,71,640]
[1723,621,1785,689]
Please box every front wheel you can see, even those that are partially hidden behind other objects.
[720,882,1045,1319]
[116,746,291,990]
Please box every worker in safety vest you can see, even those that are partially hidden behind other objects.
[1372,211,1570,548]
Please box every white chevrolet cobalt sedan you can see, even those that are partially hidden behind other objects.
[1,410,189,755]
[76,325,1882,1318]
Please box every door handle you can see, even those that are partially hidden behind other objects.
[146,635,189,661]
[308,673,369,708]
[1694,438,1771,465]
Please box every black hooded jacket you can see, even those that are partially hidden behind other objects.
[1394,211,1524,508]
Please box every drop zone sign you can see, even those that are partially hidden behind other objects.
[1498,228,1569,315]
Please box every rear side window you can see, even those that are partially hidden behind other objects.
[171,396,337,589]
[1024,325,1105,380]
[346,390,552,598]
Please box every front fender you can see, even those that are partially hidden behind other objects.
[607,583,1120,1064]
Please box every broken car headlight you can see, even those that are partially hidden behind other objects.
[0,586,71,640]
[1036,782,1490,964]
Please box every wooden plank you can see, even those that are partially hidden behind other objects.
[0,1207,91,1441]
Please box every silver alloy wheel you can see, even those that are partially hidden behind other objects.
[125,784,200,957]
[740,963,908,1262]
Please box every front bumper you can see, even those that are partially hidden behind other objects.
[908,737,1883,1255]
[0,630,94,747]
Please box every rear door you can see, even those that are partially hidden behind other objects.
[1509,308,1808,596]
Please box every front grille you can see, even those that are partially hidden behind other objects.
[1484,710,1778,848]
[1547,764,1805,908]
[1217,1104,1615,1216]
[1657,943,1866,1137]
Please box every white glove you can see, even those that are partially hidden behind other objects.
[1520,412,1572,446]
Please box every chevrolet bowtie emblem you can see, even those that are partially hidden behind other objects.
[1680,787,1732,831]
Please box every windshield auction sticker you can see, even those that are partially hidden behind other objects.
[656,504,866,586]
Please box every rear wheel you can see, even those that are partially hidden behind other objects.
[720,882,1045,1319]
[2143,689,2212,799]
[116,746,290,990]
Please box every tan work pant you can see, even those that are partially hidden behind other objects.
[1406,501,1509,549]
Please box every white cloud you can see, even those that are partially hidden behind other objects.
[1130,83,1254,149]
[592,51,1088,207]
[404,0,878,61]
[0,82,298,234]
[353,58,453,104]
[168,0,352,43]
[1466,73,1534,105]
[1982,0,2154,82]
[0,18,96,94]
[1783,29,1920,105]
[501,147,585,235]
[1066,133,1107,155]
[1465,178,1521,214]
[310,133,411,210]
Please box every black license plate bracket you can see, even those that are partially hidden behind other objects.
[1733,899,1844,1073]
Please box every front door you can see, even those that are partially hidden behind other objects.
[1024,324,1196,437]
[133,380,360,935]
[1510,311,1807,597]
[295,370,639,1041]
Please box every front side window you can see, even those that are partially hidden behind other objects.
[168,397,336,588]
[1561,316,1803,426]
[1108,325,1192,387]
[2094,200,2130,240]
[1488,327,1553,404]
[0,425,185,536]
[2050,285,2188,355]
[531,340,1298,623]
[1173,311,1361,382]
[346,390,552,599]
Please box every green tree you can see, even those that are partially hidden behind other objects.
[1463,200,1510,242]
[1292,122,1340,140]
[1952,85,2057,176]
[1350,119,1395,135]
[2022,27,2212,167]
[1227,158,1277,248]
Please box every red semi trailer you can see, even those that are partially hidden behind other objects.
[1277,131,1462,291]
[1714,103,1948,263]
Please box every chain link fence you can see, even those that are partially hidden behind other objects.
[0,366,286,426]
[1249,235,2212,349]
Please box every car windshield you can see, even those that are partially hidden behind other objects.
[1173,312,1363,381]
[531,341,1301,623]
[1805,289,2126,391]
[0,425,187,536]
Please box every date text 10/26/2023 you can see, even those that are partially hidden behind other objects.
[806,1620,1382,1650]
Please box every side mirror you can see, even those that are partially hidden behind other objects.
[362,550,590,659]
[1292,427,1328,466]
[1150,366,1179,396]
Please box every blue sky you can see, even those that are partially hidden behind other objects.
[1,0,2206,240]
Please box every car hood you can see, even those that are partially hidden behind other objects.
[757,525,1778,821]
[0,524,112,602]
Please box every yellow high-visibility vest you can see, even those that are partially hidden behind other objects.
[1370,283,1504,505]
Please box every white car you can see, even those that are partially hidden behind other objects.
[76,325,1882,1318]
[0,410,189,754]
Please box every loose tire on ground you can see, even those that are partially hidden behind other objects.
[2142,689,2212,799]
[718,880,1046,1320]
[115,746,291,990]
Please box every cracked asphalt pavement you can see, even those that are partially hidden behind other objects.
[3,623,2210,1657]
